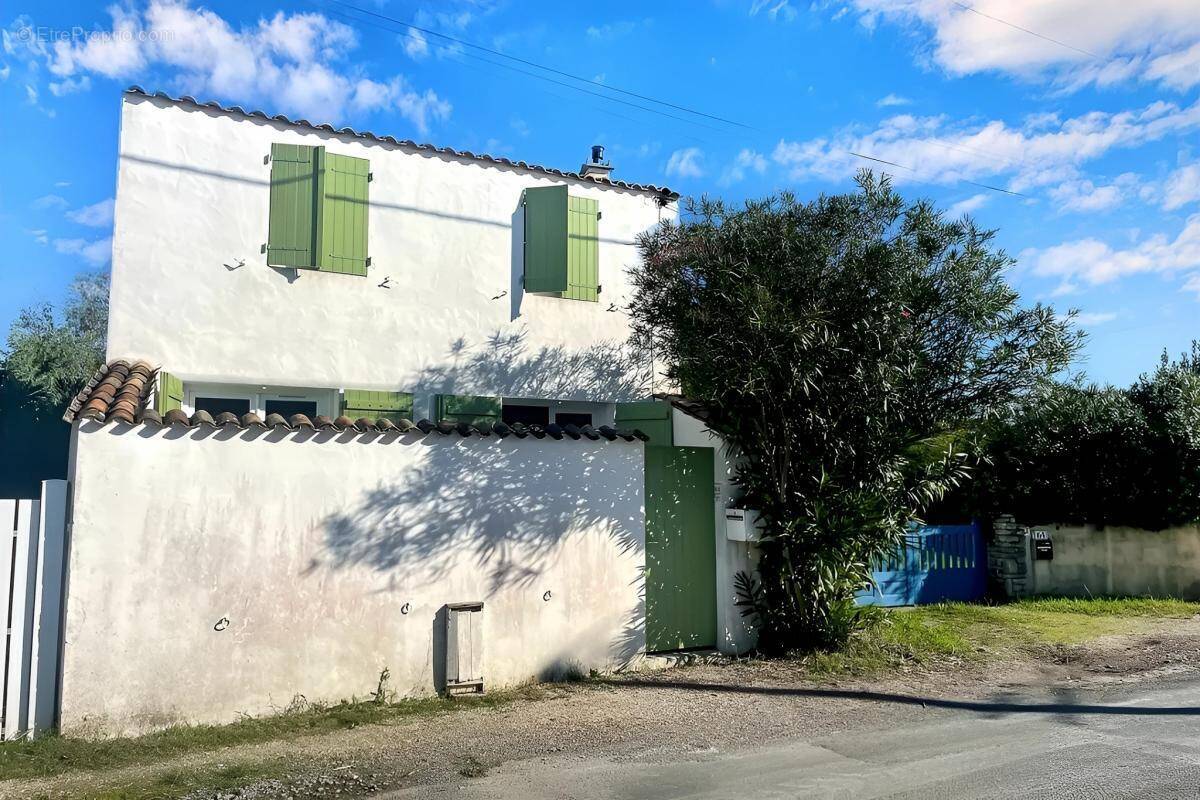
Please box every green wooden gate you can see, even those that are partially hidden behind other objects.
[645,446,717,652]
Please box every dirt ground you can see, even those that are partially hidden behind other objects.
[10,616,1200,800]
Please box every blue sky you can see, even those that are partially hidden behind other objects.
[3,0,1200,386]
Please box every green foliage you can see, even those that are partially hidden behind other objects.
[2,270,109,408]
[629,173,1079,652]
[975,342,1200,530]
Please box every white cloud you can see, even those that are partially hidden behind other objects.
[35,2,450,133]
[31,194,67,210]
[771,99,1200,209]
[665,147,705,179]
[67,197,115,227]
[0,62,9,81]
[48,75,91,96]
[585,20,649,40]
[54,181,71,188]
[1075,311,1118,326]
[1021,215,1200,291]
[1163,163,1200,211]
[1046,173,1140,213]
[876,93,911,107]
[54,237,113,266]
[402,29,429,60]
[719,148,768,186]
[1183,272,1200,299]
[946,193,988,217]
[26,229,48,245]
[750,0,797,23]
[847,1,1200,92]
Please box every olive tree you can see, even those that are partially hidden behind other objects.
[629,173,1080,650]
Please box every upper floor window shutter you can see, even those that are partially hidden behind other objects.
[319,153,370,276]
[267,143,321,268]
[436,394,502,425]
[155,371,184,415]
[615,401,673,446]
[565,195,599,302]
[342,389,412,422]
[523,186,569,293]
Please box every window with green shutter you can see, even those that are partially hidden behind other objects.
[523,186,599,301]
[342,389,413,423]
[615,401,673,446]
[435,394,502,425]
[267,143,369,276]
[155,371,184,414]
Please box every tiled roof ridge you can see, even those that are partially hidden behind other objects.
[65,359,648,443]
[125,86,680,201]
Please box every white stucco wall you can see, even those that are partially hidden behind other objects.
[60,423,646,737]
[671,412,759,654]
[1027,523,1200,599]
[107,94,674,402]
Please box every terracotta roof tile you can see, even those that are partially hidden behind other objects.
[65,358,648,443]
[125,86,679,202]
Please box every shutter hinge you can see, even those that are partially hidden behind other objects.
[367,172,374,183]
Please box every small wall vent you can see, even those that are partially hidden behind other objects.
[444,601,484,695]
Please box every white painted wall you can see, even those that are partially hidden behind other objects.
[107,94,674,403]
[671,412,759,654]
[60,423,646,737]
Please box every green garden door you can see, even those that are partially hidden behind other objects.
[645,446,717,652]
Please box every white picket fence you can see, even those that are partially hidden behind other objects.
[1,480,68,739]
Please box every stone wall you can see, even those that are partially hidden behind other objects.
[988,516,1032,599]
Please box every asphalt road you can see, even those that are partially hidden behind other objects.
[386,674,1200,799]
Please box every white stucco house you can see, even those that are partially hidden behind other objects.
[55,88,758,737]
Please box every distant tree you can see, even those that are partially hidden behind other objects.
[629,173,1080,651]
[3,270,109,408]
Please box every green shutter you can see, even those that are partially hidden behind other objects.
[523,186,569,293]
[436,394,502,425]
[615,401,673,446]
[267,143,321,268]
[155,371,184,415]
[565,196,599,301]
[319,152,370,276]
[342,389,412,422]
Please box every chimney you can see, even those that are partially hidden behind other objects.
[580,144,613,180]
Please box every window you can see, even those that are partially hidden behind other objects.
[267,143,370,276]
[341,390,413,423]
[265,399,318,419]
[194,396,253,417]
[503,404,549,426]
[523,186,599,301]
[183,383,336,419]
[615,401,673,446]
[554,411,592,428]
[436,394,502,425]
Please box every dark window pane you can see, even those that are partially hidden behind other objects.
[195,397,251,417]
[502,404,549,426]
[266,400,318,419]
[555,412,592,428]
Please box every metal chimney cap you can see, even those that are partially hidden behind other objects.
[581,144,613,179]
[590,144,606,164]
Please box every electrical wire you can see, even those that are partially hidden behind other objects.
[951,2,1099,60]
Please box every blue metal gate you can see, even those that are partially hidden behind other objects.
[856,523,986,607]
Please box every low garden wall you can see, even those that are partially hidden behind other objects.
[992,518,1200,599]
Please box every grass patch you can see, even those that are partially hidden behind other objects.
[800,596,1200,679]
[0,687,537,784]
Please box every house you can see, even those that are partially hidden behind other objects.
[52,88,758,737]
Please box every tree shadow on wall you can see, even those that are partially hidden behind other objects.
[411,329,655,402]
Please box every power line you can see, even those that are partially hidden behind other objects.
[846,151,1028,197]
[952,2,1099,60]
[323,0,756,131]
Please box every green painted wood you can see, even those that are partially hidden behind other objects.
[645,446,717,653]
[267,143,321,268]
[342,389,412,422]
[523,185,568,293]
[436,394,502,425]
[155,371,184,414]
[565,195,599,301]
[615,401,673,447]
[320,152,370,276]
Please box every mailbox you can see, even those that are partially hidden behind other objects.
[725,508,762,542]
[1033,530,1054,560]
